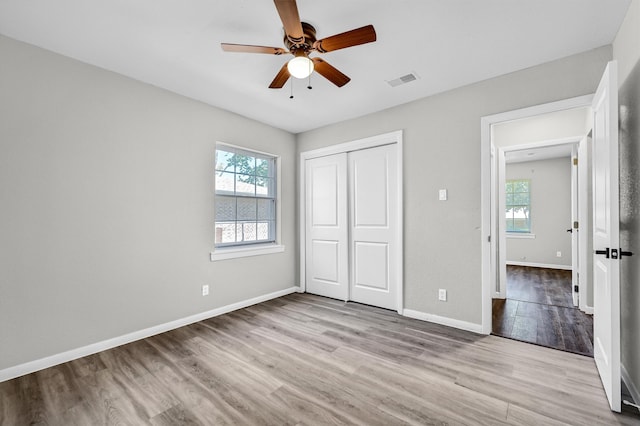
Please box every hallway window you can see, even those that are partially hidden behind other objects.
[505,179,531,233]
[215,144,276,247]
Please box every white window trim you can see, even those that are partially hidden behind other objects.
[211,142,284,261]
[211,243,285,261]
[506,232,536,239]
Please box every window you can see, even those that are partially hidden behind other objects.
[215,144,276,247]
[505,179,531,233]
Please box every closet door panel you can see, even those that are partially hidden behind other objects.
[349,144,398,310]
[305,154,349,300]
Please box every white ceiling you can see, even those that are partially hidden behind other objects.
[505,144,574,164]
[0,1,631,134]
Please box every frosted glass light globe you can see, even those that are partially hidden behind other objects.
[287,56,314,79]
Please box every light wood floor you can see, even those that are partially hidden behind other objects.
[493,266,594,356]
[1,293,638,425]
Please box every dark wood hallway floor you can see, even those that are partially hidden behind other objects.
[492,265,594,356]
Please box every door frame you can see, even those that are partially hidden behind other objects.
[480,95,593,334]
[578,134,594,314]
[496,137,582,300]
[299,130,404,313]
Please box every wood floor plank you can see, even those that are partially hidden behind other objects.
[493,265,594,356]
[1,293,638,425]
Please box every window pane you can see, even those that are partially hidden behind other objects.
[242,222,257,241]
[513,180,529,192]
[215,222,237,244]
[257,222,270,240]
[235,174,256,195]
[234,154,256,176]
[237,198,257,221]
[513,192,530,205]
[256,177,273,197]
[214,146,276,247]
[215,150,235,172]
[505,193,514,206]
[506,179,531,233]
[257,198,274,220]
[215,171,236,193]
[505,207,514,219]
[256,157,271,177]
[215,196,236,221]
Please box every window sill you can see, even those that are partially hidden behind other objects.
[506,232,535,239]
[210,244,285,262]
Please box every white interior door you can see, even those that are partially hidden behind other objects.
[305,153,349,301]
[591,60,620,412]
[348,144,399,310]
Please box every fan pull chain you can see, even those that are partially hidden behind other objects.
[307,60,312,89]
[289,79,294,99]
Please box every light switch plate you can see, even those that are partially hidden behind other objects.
[438,189,448,201]
[438,289,447,301]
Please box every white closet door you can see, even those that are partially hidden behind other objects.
[305,153,349,301]
[349,144,398,310]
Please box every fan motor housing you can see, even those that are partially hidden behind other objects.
[284,22,317,53]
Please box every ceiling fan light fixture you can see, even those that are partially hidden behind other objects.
[287,55,314,79]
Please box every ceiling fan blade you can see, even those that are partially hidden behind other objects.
[273,0,304,43]
[311,58,350,87]
[269,63,291,89]
[313,25,377,53]
[221,43,287,55]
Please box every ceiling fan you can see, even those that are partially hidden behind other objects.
[221,0,376,89]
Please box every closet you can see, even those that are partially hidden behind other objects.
[302,133,402,311]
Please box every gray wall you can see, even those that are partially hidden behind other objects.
[297,45,612,325]
[0,35,297,371]
[493,107,591,148]
[505,158,572,267]
[614,0,640,402]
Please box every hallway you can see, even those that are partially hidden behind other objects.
[492,265,594,356]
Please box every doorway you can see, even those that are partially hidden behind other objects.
[491,139,595,356]
[299,131,403,313]
[482,61,623,412]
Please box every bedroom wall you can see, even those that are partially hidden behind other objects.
[296,45,612,327]
[504,158,572,268]
[0,35,297,372]
[492,107,591,148]
[614,0,640,404]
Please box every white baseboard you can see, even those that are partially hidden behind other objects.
[506,261,572,270]
[0,286,300,383]
[580,306,594,315]
[403,309,483,334]
[622,364,640,407]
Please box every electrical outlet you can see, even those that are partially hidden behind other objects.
[438,289,447,301]
[202,284,209,296]
[556,251,562,258]
[438,189,448,201]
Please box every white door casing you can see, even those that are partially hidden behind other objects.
[305,153,349,301]
[571,146,579,307]
[349,144,398,310]
[591,60,621,412]
[300,130,403,313]
[578,135,594,314]
[481,95,594,335]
